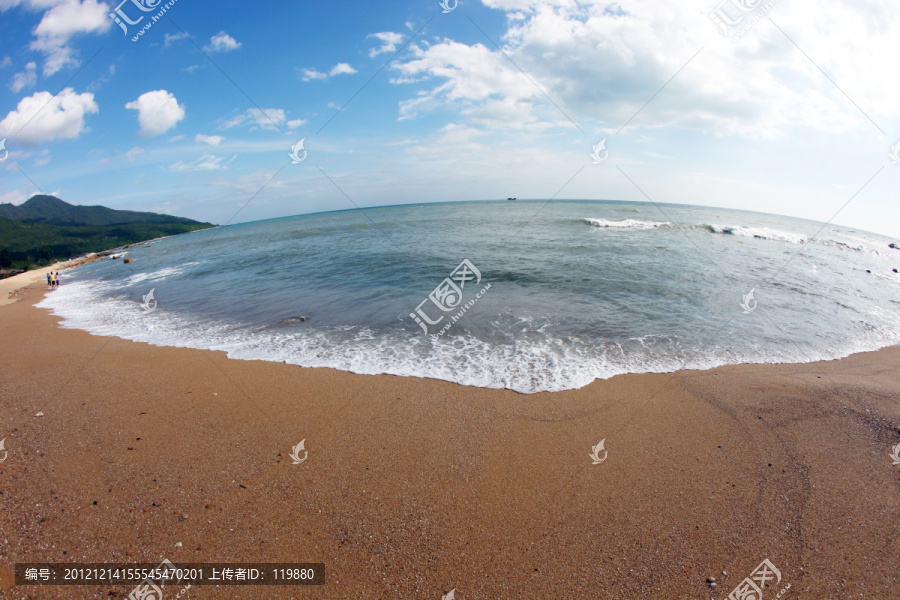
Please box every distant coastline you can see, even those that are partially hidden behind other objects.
[0,195,215,275]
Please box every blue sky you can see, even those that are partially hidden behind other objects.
[1,0,898,238]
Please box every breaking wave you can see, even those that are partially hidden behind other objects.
[583,218,670,229]
[701,224,807,244]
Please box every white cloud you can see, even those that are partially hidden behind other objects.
[300,68,326,82]
[168,155,227,172]
[203,31,241,53]
[329,62,357,76]
[0,189,30,205]
[0,87,98,146]
[195,133,223,147]
[388,0,900,138]
[368,31,404,57]
[221,107,303,131]
[395,39,542,128]
[33,148,51,166]
[125,90,185,137]
[10,61,37,93]
[164,32,189,47]
[27,0,112,76]
[300,62,357,81]
[125,146,145,162]
[0,56,11,69]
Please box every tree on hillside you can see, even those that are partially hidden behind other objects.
[0,248,11,268]
[35,246,53,265]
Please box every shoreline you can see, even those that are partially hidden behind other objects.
[0,226,218,307]
[0,255,100,308]
[1,280,899,598]
[34,275,900,394]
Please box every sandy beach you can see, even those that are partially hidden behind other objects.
[1,275,899,599]
[0,256,100,308]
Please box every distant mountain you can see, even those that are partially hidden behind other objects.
[0,194,205,227]
[0,195,215,269]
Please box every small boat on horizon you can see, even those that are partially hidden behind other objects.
[507,197,517,201]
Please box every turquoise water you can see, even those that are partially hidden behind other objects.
[39,200,900,393]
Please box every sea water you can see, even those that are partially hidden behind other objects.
[38,200,900,393]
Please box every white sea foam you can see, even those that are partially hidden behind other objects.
[704,224,807,244]
[124,261,203,285]
[583,218,669,229]
[818,238,885,256]
[582,218,808,245]
[36,279,900,394]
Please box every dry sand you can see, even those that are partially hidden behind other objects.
[1,278,899,599]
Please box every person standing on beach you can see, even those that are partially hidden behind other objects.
[46,272,51,288]
[55,272,60,288]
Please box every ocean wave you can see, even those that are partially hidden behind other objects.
[582,218,808,245]
[701,224,807,244]
[123,261,203,285]
[36,280,900,394]
[818,239,884,256]
[583,218,669,229]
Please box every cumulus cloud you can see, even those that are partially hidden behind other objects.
[329,62,357,76]
[0,87,98,146]
[395,40,542,128]
[10,61,37,93]
[300,62,357,81]
[203,31,241,53]
[25,0,112,76]
[368,32,404,57]
[195,133,223,146]
[125,90,185,137]
[388,0,900,138]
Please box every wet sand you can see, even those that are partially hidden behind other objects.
[1,278,898,599]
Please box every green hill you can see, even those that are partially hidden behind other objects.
[0,195,215,270]
[0,195,207,227]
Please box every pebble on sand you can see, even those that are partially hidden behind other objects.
[35,411,44,417]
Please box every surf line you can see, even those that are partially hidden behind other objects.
[430,283,492,341]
